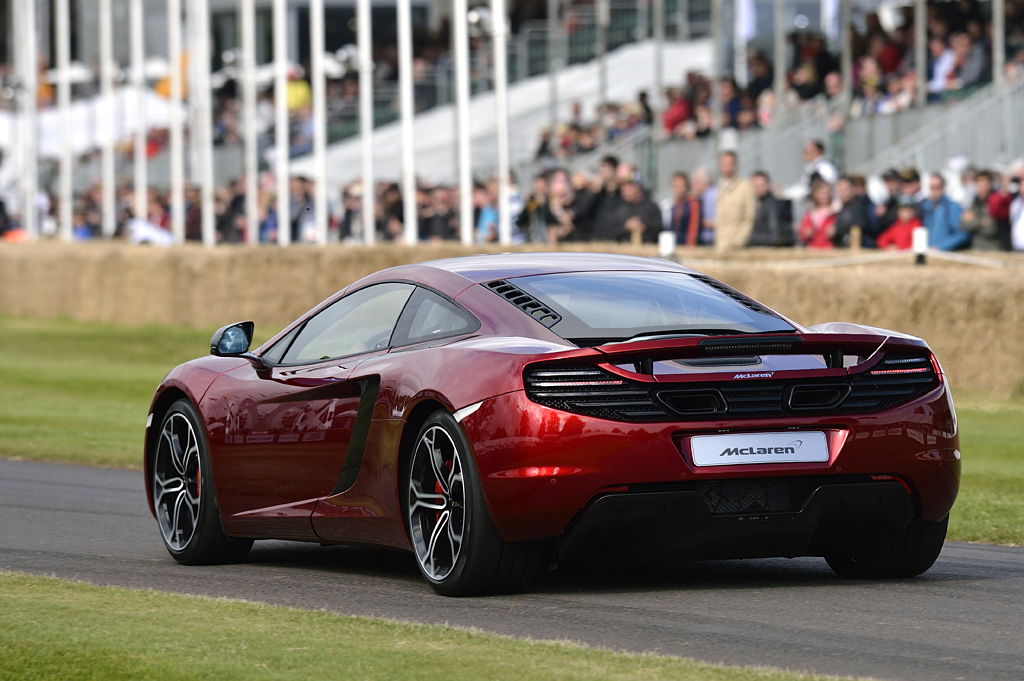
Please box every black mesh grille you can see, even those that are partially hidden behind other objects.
[524,355,939,423]
[485,280,562,327]
[629,475,874,516]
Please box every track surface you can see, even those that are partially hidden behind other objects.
[2,459,1022,681]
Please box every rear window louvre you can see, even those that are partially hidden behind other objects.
[484,279,562,327]
[688,274,776,316]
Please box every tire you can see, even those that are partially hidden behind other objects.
[151,399,253,565]
[825,515,949,579]
[404,410,543,596]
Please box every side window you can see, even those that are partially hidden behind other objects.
[393,287,478,347]
[281,283,415,364]
[260,325,300,365]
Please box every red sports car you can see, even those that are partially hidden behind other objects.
[145,253,960,596]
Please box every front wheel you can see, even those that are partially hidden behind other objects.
[404,411,542,596]
[151,399,253,565]
[825,515,949,579]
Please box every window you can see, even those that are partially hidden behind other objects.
[392,287,479,347]
[260,324,300,365]
[505,272,794,344]
[280,283,415,364]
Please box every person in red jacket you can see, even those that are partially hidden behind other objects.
[798,180,837,248]
[876,197,922,250]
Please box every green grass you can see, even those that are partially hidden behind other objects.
[0,572,856,681]
[0,315,1021,545]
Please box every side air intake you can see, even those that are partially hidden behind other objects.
[485,280,562,327]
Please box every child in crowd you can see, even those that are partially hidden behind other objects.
[876,197,921,250]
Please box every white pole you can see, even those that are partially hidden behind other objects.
[492,0,511,245]
[453,0,473,245]
[241,0,259,245]
[358,0,375,244]
[547,0,558,135]
[195,0,216,246]
[131,0,147,227]
[20,0,39,240]
[311,0,328,245]
[398,0,418,244]
[274,0,291,246]
[653,0,664,124]
[100,0,115,237]
[169,0,185,242]
[597,0,609,140]
[56,0,72,240]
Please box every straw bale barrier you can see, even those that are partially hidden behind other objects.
[2,242,1022,397]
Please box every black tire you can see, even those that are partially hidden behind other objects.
[151,399,253,565]
[825,515,949,579]
[404,410,543,596]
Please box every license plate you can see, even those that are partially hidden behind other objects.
[690,431,829,467]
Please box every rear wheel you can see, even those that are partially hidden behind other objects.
[825,515,948,579]
[404,411,542,596]
[151,399,252,565]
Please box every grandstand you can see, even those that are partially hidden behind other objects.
[1,0,1022,253]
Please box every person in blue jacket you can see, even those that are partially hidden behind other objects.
[920,174,971,251]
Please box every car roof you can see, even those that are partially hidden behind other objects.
[417,252,698,283]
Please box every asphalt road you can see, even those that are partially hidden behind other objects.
[2,458,1022,681]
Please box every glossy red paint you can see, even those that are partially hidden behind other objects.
[143,253,961,563]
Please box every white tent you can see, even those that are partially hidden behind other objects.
[0,88,186,159]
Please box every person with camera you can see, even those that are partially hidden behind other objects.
[960,170,1008,251]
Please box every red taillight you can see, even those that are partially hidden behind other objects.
[870,474,912,495]
[869,367,930,376]
[530,380,624,387]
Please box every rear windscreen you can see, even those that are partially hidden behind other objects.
[505,271,795,344]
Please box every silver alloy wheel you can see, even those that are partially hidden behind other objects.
[408,425,466,582]
[153,412,202,552]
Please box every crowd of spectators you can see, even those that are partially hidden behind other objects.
[535,0,1024,155]
[6,137,1022,254]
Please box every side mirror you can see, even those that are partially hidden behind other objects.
[211,321,255,357]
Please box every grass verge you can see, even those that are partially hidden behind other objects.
[0,315,1021,545]
[0,572,857,681]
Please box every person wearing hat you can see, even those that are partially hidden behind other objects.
[900,167,924,202]
[876,196,923,250]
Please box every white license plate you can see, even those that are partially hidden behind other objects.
[690,431,829,467]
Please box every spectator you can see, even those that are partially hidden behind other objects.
[662,172,703,247]
[921,173,970,251]
[900,168,924,202]
[747,171,793,247]
[833,175,876,247]
[798,179,837,249]
[800,140,838,192]
[612,176,662,243]
[473,182,498,244]
[960,170,1005,250]
[713,151,756,251]
[876,168,903,233]
[691,168,717,244]
[515,174,550,243]
[877,197,922,250]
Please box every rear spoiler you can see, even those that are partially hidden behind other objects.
[522,332,934,383]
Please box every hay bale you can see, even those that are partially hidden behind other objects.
[1,242,1021,397]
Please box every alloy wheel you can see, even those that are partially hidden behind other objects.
[407,425,466,581]
[153,412,202,551]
